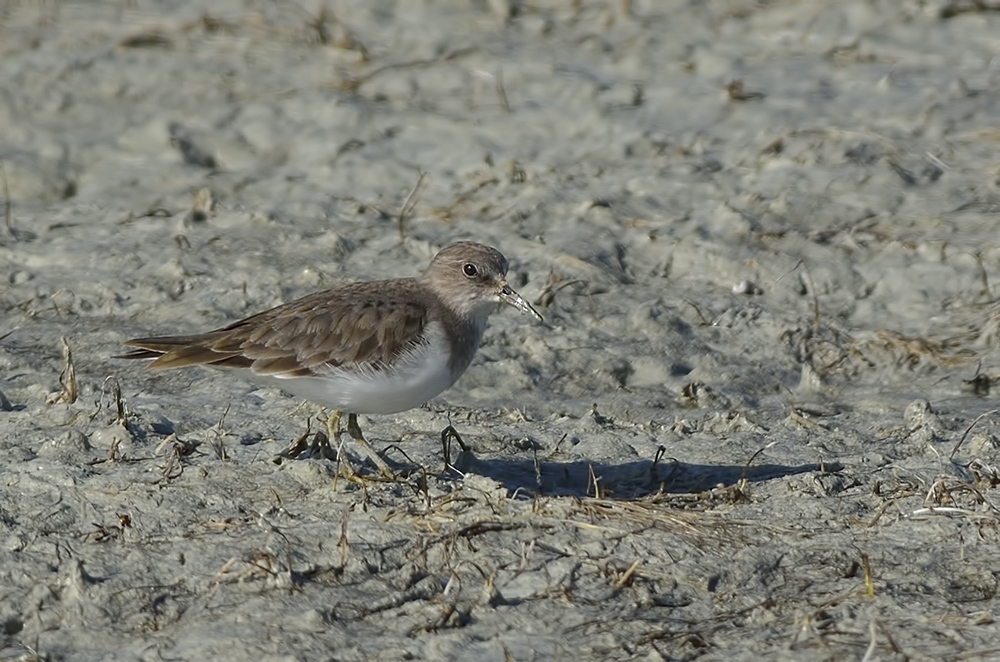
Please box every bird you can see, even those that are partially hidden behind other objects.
[119,241,543,476]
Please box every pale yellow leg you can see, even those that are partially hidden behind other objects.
[324,409,360,480]
[346,413,395,478]
[283,408,393,479]
[325,409,343,442]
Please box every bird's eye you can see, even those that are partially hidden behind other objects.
[463,263,478,278]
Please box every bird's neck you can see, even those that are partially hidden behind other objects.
[443,308,491,377]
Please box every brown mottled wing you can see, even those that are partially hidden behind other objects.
[121,281,429,377]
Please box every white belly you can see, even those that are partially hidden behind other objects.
[245,328,460,415]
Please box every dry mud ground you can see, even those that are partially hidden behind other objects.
[4,1,1000,660]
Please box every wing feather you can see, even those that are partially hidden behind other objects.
[121,280,430,377]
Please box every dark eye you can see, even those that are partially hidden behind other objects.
[463,263,478,278]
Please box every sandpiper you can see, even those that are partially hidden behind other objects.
[119,241,543,475]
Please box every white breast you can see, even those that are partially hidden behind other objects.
[245,324,462,415]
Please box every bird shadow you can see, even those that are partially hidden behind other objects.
[449,451,840,500]
[371,426,839,500]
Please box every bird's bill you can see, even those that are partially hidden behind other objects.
[498,282,543,321]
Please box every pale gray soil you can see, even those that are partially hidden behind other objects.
[4,1,1000,660]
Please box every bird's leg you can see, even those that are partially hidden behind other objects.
[347,413,395,478]
[325,408,366,480]
[325,409,343,443]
